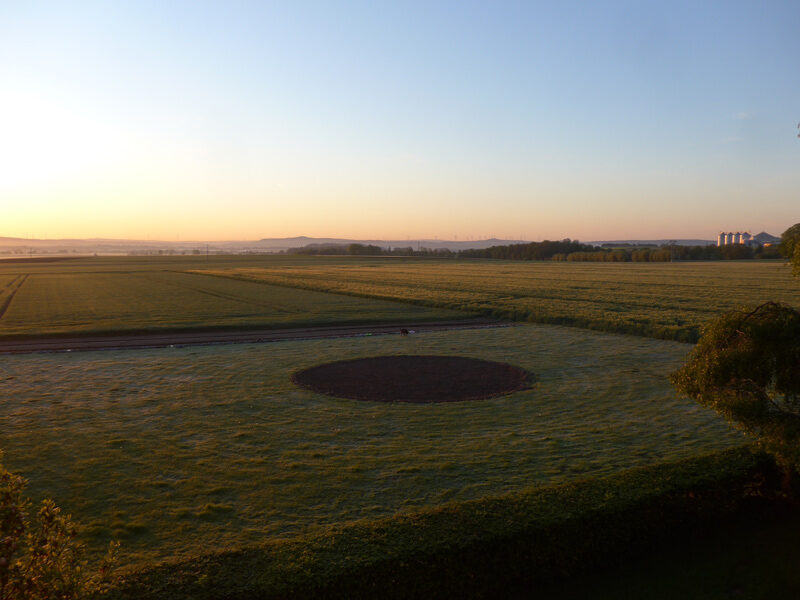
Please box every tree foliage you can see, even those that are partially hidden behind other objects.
[779,223,800,259]
[0,453,118,599]
[671,302,800,471]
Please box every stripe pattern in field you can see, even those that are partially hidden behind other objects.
[194,260,800,341]
[0,269,463,336]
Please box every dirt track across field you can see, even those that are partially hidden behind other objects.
[0,318,510,355]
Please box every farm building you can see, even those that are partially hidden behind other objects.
[716,230,779,247]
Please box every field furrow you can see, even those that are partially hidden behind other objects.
[0,274,29,320]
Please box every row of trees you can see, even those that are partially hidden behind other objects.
[288,243,457,257]
[458,239,595,260]
[289,240,783,262]
[553,244,782,262]
[290,239,598,260]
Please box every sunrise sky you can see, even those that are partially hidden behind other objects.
[1,1,798,242]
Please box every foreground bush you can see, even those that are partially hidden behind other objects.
[671,302,800,473]
[0,453,117,600]
[103,446,769,600]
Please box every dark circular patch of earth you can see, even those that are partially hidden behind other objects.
[292,355,532,403]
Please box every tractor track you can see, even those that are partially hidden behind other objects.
[0,274,29,320]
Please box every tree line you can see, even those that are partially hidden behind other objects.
[288,239,783,261]
[287,243,456,257]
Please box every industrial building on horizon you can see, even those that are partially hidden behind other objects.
[717,231,780,247]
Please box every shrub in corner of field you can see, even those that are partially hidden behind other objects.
[0,452,118,600]
[671,302,800,477]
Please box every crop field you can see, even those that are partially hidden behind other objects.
[0,257,464,337]
[2,256,797,341]
[1,324,744,567]
[196,259,800,341]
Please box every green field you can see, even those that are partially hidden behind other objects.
[2,256,797,341]
[1,324,743,567]
[0,256,464,336]
[196,258,800,341]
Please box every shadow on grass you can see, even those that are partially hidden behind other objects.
[533,503,800,600]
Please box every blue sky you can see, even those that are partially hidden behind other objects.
[1,1,798,241]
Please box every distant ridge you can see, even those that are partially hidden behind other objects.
[752,231,780,244]
[256,236,526,251]
[0,236,527,254]
[3,234,781,256]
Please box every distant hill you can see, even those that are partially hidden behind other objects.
[0,236,527,255]
[256,236,526,251]
[4,234,780,256]
[752,231,781,244]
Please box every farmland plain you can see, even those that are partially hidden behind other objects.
[2,255,798,342]
[0,324,743,567]
[196,258,800,341]
[0,256,464,337]
[1,255,794,576]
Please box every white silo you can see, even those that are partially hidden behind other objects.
[717,232,725,246]
[724,232,733,245]
[733,232,742,244]
[741,232,751,245]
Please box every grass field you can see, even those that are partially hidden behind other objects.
[0,324,743,567]
[0,256,464,337]
[2,254,795,592]
[196,258,800,341]
[2,255,798,342]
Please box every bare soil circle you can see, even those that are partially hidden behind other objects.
[292,355,532,403]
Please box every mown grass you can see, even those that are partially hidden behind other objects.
[0,324,744,567]
[0,256,464,337]
[102,446,774,599]
[195,258,800,342]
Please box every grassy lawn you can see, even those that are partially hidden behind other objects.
[196,258,800,341]
[0,324,743,567]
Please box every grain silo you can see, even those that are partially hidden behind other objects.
[717,232,725,246]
